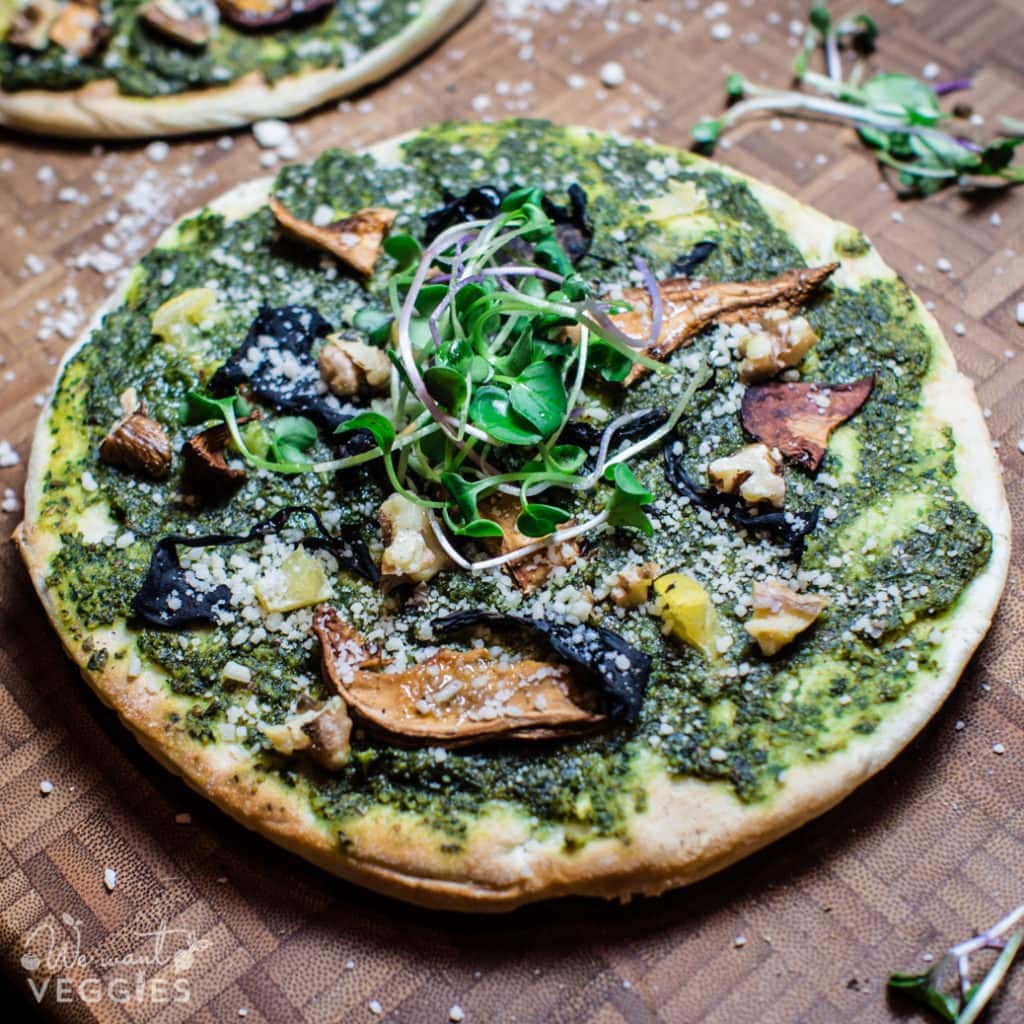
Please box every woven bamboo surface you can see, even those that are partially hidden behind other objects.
[1,0,1023,1021]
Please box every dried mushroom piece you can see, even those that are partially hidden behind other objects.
[7,0,61,49]
[269,197,397,277]
[100,409,172,479]
[481,493,581,594]
[317,333,391,398]
[378,493,450,592]
[313,607,602,745]
[181,413,258,493]
[262,696,352,770]
[216,0,333,29]
[741,375,874,472]
[708,443,785,508]
[744,580,828,656]
[616,263,838,385]
[48,1,108,58]
[737,311,819,382]
[139,0,209,47]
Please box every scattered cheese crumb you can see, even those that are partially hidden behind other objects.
[711,21,732,40]
[369,1000,382,1015]
[39,780,54,795]
[104,867,117,892]
[734,935,747,948]
[252,119,291,149]
[449,1006,465,1023]
[599,61,625,88]
[993,743,1005,755]
[145,141,169,163]
[936,257,952,273]
[953,322,966,336]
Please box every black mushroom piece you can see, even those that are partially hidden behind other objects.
[421,183,593,265]
[669,240,717,278]
[210,305,349,431]
[132,505,377,628]
[663,440,819,561]
[432,609,651,722]
[216,0,334,30]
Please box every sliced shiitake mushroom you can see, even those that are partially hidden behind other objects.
[139,0,210,47]
[181,413,259,494]
[740,375,874,472]
[99,409,172,479]
[614,263,838,386]
[269,196,396,277]
[216,0,333,29]
[312,606,603,745]
[480,493,581,594]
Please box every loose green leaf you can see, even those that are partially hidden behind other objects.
[470,386,544,445]
[887,972,959,1022]
[517,503,572,538]
[691,118,724,149]
[270,416,318,466]
[604,463,655,535]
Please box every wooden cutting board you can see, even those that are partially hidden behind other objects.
[1,1,1023,1021]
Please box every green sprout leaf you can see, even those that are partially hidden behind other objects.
[691,118,724,150]
[604,463,655,535]
[509,361,567,436]
[516,503,572,538]
[424,365,468,412]
[336,411,396,453]
[470,386,543,445]
[546,444,588,474]
[181,389,249,426]
[862,73,942,125]
[270,416,318,466]
[887,971,959,1022]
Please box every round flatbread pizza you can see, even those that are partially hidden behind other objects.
[0,0,476,137]
[17,120,1010,910]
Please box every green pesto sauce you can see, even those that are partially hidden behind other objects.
[1,0,416,96]
[39,121,992,850]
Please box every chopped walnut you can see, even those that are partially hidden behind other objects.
[708,443,785,508]
[99,410,172,479]
[744,580,828,656]
[317,334,391,398]
[48,2,108,58]
[378,493,449,591]
[610,562,661,608]
[262,697,352,770]
[738,311,820,382]
[6,0,61,49]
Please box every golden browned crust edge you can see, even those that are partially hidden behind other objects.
[0,0,478,139]
[16,128,1011,911]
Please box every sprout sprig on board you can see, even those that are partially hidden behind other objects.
[692,1,1024,195]
[889,903,1024,1023]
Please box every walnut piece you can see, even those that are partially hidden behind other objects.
[744,580,828,656]
[269,197,397,277]
[737,311,820,382]
[48,1,108,58]
[610,561,660,608]
[708,443,785,508]
[262,696,352,770]
[740,375,874,472]
[313,606,603,746]
[139,0,209,47]
[317,334,391,398]
[99,410,172,479]
[378,493,450,591]
[611,263,837,386]
[6,0,61,49]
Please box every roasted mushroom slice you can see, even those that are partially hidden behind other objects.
[378,493,450,592]
[100,409,172,479]
[744,580,828,656]
[181,413,258,493]
[216,0,332,28]
[613,263,837,386]
[269,197,397,277]
[262,696,352,770]
[481,493,581,594]
[6,0,61,50]
[139,0,210,47]
[318,333,391,398]
[708,443,785,508]
[48,1,108,58]
[313,607,602,745]
[741,375,874,472]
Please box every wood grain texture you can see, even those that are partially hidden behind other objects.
[1,0,1023,1020]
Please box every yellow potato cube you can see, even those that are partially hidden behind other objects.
[653,573,719,658]
[256,548,333,614]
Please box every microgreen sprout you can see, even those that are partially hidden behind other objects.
[693,1,1024,195]
[889,903,1024,1022]
[190,186,704,570]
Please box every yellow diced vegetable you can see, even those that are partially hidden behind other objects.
[151,287,218,345]
[653,573,719,658]
[256,549,333,614]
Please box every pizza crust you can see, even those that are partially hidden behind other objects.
[0,0,478,138]
[16,128,1011,910]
